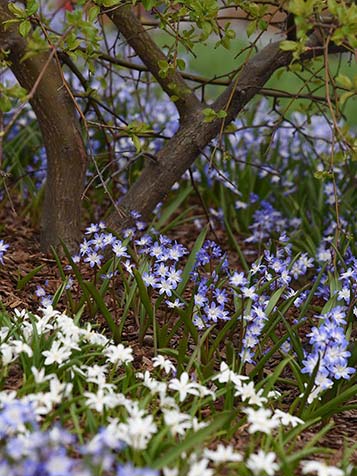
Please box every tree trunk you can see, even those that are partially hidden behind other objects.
[106,42,291,229]
[105,4,345,230]
[0,1,87,252]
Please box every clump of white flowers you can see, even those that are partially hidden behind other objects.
[0,305,349,476]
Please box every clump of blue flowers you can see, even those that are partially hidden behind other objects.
[0,399,158,476]
[0,240,9,265]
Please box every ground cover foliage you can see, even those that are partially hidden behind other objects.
[1,98,357,473]
[1,1,357,475]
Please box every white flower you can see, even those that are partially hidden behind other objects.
[31,366,54,384]
[273,409,304,427]
[83,364,108,385]
[40,305,60,320]
[11,340,33,358]
[168,372,201,402]
[48,376,73,404]
[166,298,184,309]
[204,444,242,463]
[267,390,281,400]
[195,383,216,400]
[163,409,192,436]
[212,362,248,386]
[191,416,209,432]
[137,370,167,395]
[235,381,267,407]
[117,414,157,450]
[28,392,54,416]
[245,407,280,434]
[152,355,176,374]
[159,394,178,410]
[0,343,15,365]
[188,458,213,476]
[246,450,279,475]
[104,344,134,365]
[306,385,324,404]
[123,259,134,275]
[0,390,17,405]
[212,362,231,383]
[14,309,30,320]
[84,387,117,413]
[83,329,109,346]
[42,341,72,366]
[163,468,179,476]
[87,419,122,452]
[301,460,344,476]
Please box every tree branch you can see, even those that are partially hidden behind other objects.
[212,33,348,121]
[80,49,326,103]
[106,24,348,229]
[104,3,201,120]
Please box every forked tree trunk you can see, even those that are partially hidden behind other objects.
[0,1,87,252]
[106,42,292,229]
[106,4,346,229]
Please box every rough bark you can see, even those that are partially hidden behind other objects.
[106,41,292,229]
[0,0,87,251]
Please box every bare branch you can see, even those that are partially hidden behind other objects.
[213,34,348,120]
[81,49,326,103]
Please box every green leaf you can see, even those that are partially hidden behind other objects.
[142,0,156,10]
[307,384,357,419]
[0,95,12,113]
[246,20,257,38]
[8,2,25,17]
[174,299,198,344]
[336,74,353,90]
[176,58,186,70]
[133,269,154,320]
[83,281,120,343]
[258,356,293,394]
[16,265,44,290]
[280,40,298,51]
[340,91,354,106]
[58,241,94,315]
[265,286,285,317]
[224,219,250,273]
[19,20,31,37]
[158,59,169,70]
[216,109,227,119]
[132,135,141,153]
[88,5,100,22]
[102,0,120,6]
[177,226,208,294]
[52,279,69,308]
[202,108,216,123]
[26,0,38,16]
[314,170,333,180]
[156,186,192,228]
